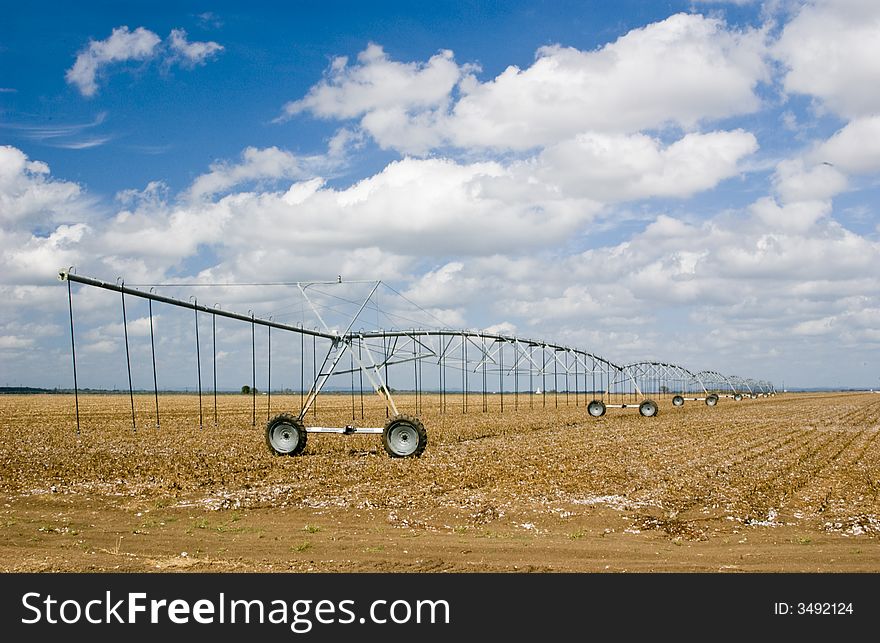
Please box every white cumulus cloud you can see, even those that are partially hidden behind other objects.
[66,26,162,97]
[168,28,224,67]
[0,145,85,226]
[775,0,880,118]
[187,147,317,200]
[280,44,467,155]
[66,25,222,96]
[813,116,880,174]
[447,14,768,149]
[285,14,769,154]
[772,159,848,204]
[529,129,758,202]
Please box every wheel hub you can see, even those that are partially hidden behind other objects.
[270,424,299,453]
[389,424,418,456]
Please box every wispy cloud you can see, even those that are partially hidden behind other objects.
[3,111,107,139]
[195,12,223,29]
[51,136,115,150]
[0,87,17,93]
[125,143,173,155]
[0,112,113,149]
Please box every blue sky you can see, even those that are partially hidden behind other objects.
[3,0,768,195]
[2,0,880,390]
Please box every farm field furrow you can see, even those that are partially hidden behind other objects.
[620,428,810,517]
[788,427,880,531]
[727,429,861,521]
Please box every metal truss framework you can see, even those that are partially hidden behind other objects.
[59,271,777,456]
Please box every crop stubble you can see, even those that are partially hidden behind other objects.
[0,391,878,571]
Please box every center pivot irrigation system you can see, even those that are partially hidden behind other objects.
[59,270,776,458]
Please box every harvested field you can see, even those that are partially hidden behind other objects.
[1,391,879,572]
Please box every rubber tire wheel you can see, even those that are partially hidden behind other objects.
[383,414,427,458]
[672,395,685,407]
[587,400,606,417]
[639,399,659,417]
[705,394,719,407]
[265,413,307,456]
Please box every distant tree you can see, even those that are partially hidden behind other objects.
[241,385,250,394]
[660,385,669,394]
